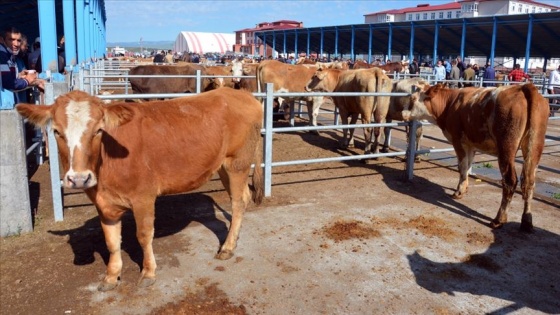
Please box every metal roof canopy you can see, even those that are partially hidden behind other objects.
[255,11,560,71]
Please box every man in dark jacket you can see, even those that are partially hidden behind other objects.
[482,61,496,87]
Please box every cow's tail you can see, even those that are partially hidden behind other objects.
[251,123,265,205]
[520,83,549,198]
[256,64,264,103]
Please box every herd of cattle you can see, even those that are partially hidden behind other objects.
[14,56,550,291]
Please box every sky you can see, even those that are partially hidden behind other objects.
[104,0,560,43]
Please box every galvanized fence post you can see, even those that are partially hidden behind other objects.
[264,83,274,197]
[196,70,201,94]
[44,83,64,221]
[405,119,419,181]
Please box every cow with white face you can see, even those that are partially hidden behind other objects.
[381,77,431,157]
[16,88,264,290]
[403,83,549,232]
[256,60,324,132]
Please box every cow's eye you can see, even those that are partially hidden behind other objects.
[52,129,66,140]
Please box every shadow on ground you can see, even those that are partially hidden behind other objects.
[48,193,229,269]
[407,223,560,314]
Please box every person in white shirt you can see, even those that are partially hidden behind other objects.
[547,65,560,106]
[433,60,446,83]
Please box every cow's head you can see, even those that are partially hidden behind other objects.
[16,91,134,189]
[230,59,244,83]
[305,68,332,92]
[401,81,435,123]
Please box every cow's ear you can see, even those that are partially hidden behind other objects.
[103,104,135,129]
[411,84,422,94]
[16,104,52,128]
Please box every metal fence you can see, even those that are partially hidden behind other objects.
[26,60,560,221]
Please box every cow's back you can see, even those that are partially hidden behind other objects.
[100,88,262,195]
[128,64,208,94]
[257,60,316,93]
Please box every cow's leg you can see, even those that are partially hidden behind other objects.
[339,111,351,148]
[371,112,386,156]
[517,141,543,233]
[132,200,157,288]
[216,164,251,260]
[490,150,518,230]
[452,146,475,199]
[362,117,373,155]
[307,97,323,135]
[347,113,359,148]
[414,124,423,161]
[381,117,392,153]
[97,215,124,291]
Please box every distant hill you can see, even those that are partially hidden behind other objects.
[106,41,174,52]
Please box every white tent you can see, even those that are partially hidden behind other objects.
[173,31,235,54]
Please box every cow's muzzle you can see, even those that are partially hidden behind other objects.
[65,171,97,189]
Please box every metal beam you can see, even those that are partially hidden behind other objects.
[524,15,533,72]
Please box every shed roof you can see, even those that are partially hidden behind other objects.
[256,11,560,59]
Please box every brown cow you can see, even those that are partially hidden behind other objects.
[204,59,244,89]
[128,64,215,95]
[382,77,431,157]
[237,63,258,92]
[372,61,405,75]
[305,67,392,156]
[16,88,264,290]
[256,60,324,131]
[403,83,550,232]
[352,59,374,69]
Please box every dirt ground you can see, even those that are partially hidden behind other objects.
[1,110,559,315]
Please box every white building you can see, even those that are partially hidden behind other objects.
[364,0,559,24]
[173,32,235,54]
[364,0,560,70]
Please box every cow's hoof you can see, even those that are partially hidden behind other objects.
[519,213,534,233]
[215,250,234,260]
[489,219,504,229]
[98,281,119,292]
[451,192,464,200]
[138,276,156,288]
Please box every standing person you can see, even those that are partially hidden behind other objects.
[548,65,560,107]
[58,35,66,73]
[408,58,419,75]
[508,64,531,83]
[444,60,451,79]
[433,60,446,83]
[1,26,43,108]
[165,49,173,64]
[153,50,165,63]
[449,59,460,89]
[462,64,476,87]
[456,56,466,78]
[483,61,496,87]
[17,34,30,70]
[28,37,41,71]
